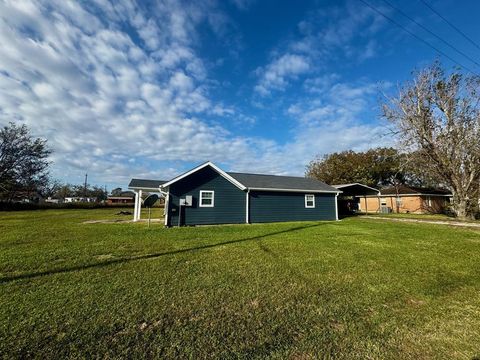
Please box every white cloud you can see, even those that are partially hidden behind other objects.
[0,0,390,187]
[254,0,388,96]
[254,54,310,95]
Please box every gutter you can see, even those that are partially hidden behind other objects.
[247,187,341,194]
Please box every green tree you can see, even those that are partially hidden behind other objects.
[306,147,411,188]
[0,122,51,201]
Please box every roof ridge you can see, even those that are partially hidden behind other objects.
[227,171,315,180]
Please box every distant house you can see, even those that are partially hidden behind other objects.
[130,161,341,226]
[106,191,135,204]
[64,197,97,203]
[359,185,452,214]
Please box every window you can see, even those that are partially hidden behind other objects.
[199,190,214,207]
[305,194,315,208]
[380,198,387,206]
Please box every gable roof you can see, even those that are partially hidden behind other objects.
[227,172,340,193]
[140,162,341,193]
[161,161,247,190]
[380,185,452,196]
[128,178,167,190]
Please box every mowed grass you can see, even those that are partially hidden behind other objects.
[1,209,479,359]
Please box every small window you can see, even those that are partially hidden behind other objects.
[199,190,214,207]
[380,198,387,206]
[305,194,315,208]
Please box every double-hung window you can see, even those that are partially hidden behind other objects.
[305,194,315,208]
[199,190,214,207]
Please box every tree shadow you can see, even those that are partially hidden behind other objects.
[0,223,327,284]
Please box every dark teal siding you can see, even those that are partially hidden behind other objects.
[248,191,336,223]
[167,167,246,226]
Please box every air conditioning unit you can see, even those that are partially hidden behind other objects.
[380,206,392,214]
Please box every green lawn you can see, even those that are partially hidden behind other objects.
[1,209,479,359]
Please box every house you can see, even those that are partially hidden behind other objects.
[106,191,136,204]
[129,161,341,226]
[359,185,452,214]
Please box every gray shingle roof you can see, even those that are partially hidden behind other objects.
[380,185,452,196]
[227,172,340,192]
[128,178,167,190]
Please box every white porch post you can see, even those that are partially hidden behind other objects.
[136,189,143,220]
[335,193,339,221]
[164,192,169,227]
[245,190,250,224]
[133,190,139,221]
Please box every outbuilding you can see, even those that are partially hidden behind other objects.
[156,161,341,226]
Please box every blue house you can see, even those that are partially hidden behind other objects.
[133,161,341,226]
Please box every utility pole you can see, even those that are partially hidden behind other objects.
[84,173,88,202]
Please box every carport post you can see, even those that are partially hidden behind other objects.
[133,191,139,221]
[335,193,339,220]
[136,189,143,220]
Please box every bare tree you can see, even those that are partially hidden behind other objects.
[383,62,480,219]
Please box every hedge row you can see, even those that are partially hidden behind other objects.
[0,202,164,211]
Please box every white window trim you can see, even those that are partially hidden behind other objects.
[199,190,215,207]
[305,194,315,208]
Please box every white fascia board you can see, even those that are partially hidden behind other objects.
[364,193,452,198]
[248,187,341,194]
[333,183,380,194]
[160,161,247,191]
[128,186,163,191]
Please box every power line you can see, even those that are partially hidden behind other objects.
[357,0,479,75]
[418,0,480,52]
[381,0,480,68]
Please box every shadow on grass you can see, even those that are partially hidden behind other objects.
[0,223,327,283]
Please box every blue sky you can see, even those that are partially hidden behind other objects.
[1,0,480,190]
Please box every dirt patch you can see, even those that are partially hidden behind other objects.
[363,216,480,229]
[83,218,164,224]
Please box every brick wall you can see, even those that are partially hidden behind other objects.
[359,195,447,214]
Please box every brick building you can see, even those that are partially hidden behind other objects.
[359,186,452,214]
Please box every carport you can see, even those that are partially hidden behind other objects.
[128,178,166,221]
[332,183,380,216]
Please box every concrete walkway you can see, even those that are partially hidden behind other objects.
[363,216,480,228]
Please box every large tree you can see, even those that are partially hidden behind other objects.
[0,122,51,201]
[383,62,480,219]
[306,147,415,188]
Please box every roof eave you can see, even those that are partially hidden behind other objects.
[248,187,341,194]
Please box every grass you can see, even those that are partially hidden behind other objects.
[1,209,480,359]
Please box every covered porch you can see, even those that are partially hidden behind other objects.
[128,178,166,221]
[332,183,380,216]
